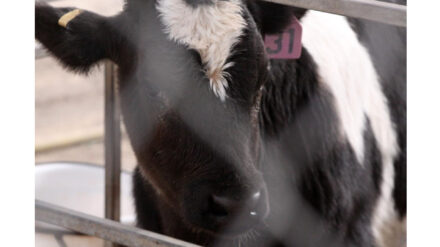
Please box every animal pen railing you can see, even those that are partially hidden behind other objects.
[34,0,406,246]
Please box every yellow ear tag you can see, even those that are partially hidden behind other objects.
[58,9,83,28]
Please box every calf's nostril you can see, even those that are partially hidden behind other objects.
[210,194,237,217]
[203,189,269,233]
[210,190,264,218]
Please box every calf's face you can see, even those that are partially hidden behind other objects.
[132,0,271,236]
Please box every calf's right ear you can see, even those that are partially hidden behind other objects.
[35,3,115,73]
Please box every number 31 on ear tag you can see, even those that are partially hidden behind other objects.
[264,17,302,60]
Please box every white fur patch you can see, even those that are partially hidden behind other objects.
[301,11,400,247]
[156,0,247,101]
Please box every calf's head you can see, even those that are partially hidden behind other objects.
[129,0,271,236]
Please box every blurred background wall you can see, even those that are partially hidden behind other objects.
[35,0,137,171]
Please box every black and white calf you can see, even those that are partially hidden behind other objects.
[36,0,406,246]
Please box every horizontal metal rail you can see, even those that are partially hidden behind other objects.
[36,200,200,247]
[263,0,406,27]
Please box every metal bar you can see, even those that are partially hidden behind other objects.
[36,200,201,247]
[263,0,406,27]
[104,61,122,247]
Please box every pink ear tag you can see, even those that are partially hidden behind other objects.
[264,17,302,59]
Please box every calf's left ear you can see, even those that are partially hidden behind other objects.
[35,3,118,73]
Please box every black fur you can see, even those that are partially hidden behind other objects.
[246,1,307,35]
[347,14,407,218]
[35,3,136,74]
[132,167,163,232]
[35,0,406,246]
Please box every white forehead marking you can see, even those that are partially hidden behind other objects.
[156,0,247,101]
[301,11,400,247]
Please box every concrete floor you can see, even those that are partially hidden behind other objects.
[35,0,136,246]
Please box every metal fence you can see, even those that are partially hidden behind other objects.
[34,0,407,246]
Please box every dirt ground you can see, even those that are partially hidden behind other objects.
[35,0,137,246]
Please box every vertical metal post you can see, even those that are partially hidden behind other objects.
[104,61,121,247]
